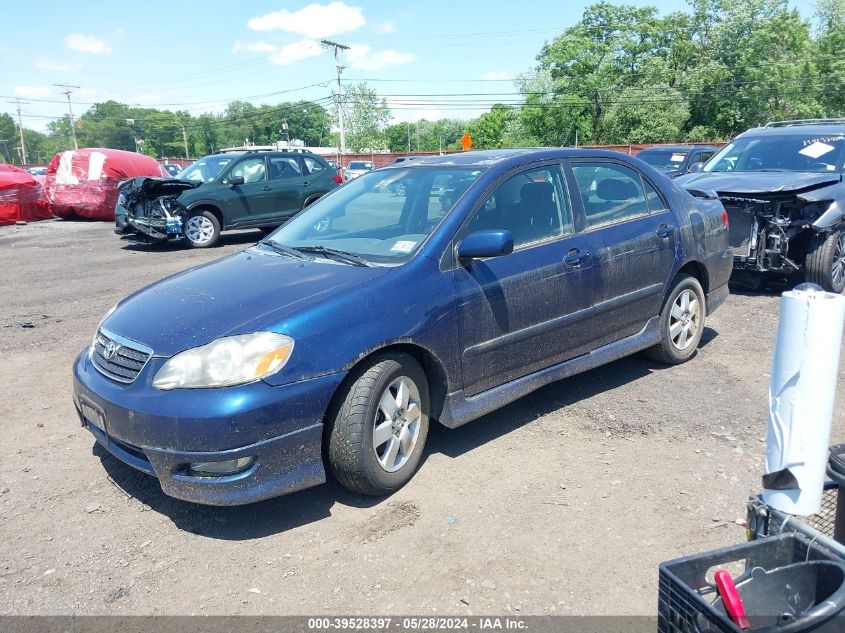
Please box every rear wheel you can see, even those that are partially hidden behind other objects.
[646,274,706,364]
[184,210,220,248]
[326,353,429,496]
[805,230,845,294]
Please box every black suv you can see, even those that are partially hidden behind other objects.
[636,144,718,178]
[116,150,341,248]
[677,120,845,292]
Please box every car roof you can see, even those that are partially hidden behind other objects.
[739,124,845,137]
[638,144,717,152]
[380,148,638,170]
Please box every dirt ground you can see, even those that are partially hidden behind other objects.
[2,219,844,617]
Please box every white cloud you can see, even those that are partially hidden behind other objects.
[268,39,324,65]
[346,45,414,71]
[481,70,511,81]
[65,33,111,54]
[14,86,51,97]
[248,2,366,39]
[36,58,82,72]
[373,20,395,34]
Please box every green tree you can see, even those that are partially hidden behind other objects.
[603,85,690,143]
[338,83,391,152]
[0,114,17,163]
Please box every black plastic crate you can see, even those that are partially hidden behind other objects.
[658,532,845,633]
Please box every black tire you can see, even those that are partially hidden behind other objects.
[184,210,221,248]
[646,274,706,365]
[805,230,845,293]
[326,353,430,496]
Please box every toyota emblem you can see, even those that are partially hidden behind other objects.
[103,341,121,360]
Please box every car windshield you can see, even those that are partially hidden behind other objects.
[267,167,483,263]
[637,149,688,169]
[705,133,845,173]
[179,155,234,182]
[348,161,373,170]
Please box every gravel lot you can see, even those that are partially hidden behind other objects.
[2,219,845,616]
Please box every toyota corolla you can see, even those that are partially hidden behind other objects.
[73,149,731,505]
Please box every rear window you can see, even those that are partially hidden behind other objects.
[348,161,373,169]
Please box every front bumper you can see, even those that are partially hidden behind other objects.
[73,349,347,505]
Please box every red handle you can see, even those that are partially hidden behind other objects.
[714,570,750,629]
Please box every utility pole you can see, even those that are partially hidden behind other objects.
[181,125,189,159]
[7,98,28,164]
[320,39,349,157]
[54,83,81,150]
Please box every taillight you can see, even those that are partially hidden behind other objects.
[332,174,343,184]
[721,208,729,229]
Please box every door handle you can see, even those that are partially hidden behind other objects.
[656,223,674,238]
[303,181,311,188]
[262,186,271,191]
[564,248,590,267]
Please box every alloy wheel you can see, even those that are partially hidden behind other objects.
[372,376,422,473]
[186,215,215,245]
[833,234,845,288]
[669,289,701,351]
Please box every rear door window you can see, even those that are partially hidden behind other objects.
[571,162,648,229]
[269,157,304,181]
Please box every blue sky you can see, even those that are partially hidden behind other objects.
[0,0,818,131]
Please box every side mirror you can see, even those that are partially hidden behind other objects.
[228,175,245,186]
[457,229,514,261]
[688,161,706,173]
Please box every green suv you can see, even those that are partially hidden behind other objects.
[115,150,341,248]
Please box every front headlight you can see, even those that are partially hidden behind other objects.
[152,332,294,390]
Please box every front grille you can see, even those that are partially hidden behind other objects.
[725,206,755,257]
[91,328,153,383]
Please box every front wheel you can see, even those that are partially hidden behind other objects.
[326,353,429,496]
[646,274,706,364]
[184,210,220,248]
[805,230,845,293]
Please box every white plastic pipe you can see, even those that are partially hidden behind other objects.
[762,283,845,516]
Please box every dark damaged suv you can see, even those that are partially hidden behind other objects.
[115,150,341,248]
[678,120,845,292]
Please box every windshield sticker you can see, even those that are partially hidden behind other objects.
[800,141,835,159]
[670,153,685,162]
[390,240,417,253]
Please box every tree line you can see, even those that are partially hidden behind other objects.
[3,0,845,164]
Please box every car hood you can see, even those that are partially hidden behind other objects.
[676,171,841,196]
[103,248,391,356]
[118,176,201,199]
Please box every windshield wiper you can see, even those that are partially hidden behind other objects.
[258,239,311,260]
[295,245,373,267]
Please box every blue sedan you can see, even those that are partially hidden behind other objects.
[73,149,731,505]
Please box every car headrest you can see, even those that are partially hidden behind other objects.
[596,178,638,201]
[520,181,554,206]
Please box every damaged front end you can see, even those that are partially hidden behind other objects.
[723,192,839,275]
[115,177,200,242]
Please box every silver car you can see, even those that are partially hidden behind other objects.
[344,160,374,180]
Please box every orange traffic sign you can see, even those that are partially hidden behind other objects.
[460,132,472,151]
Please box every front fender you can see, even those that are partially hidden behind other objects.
[262,257,462,393]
